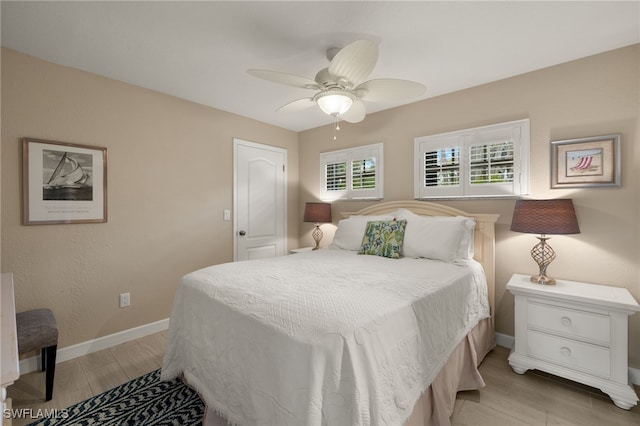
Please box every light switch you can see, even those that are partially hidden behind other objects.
[223,209,231,221]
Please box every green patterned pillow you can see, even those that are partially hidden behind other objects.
[357,220,407,259]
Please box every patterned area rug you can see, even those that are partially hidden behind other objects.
[28,369,205,425]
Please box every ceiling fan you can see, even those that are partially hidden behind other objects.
[247,40,426,124]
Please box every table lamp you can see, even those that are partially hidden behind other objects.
[303,202,332,250]
[510,199,580,285]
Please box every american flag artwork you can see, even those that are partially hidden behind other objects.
[567,148,603,176]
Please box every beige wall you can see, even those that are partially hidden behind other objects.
[299,45,640,367]
[1,48,299,348]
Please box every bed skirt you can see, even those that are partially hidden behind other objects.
[404,316,494,426]
[201,317,495,426]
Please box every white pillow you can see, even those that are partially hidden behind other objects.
[394,209,475,262]
[329,215,394,251]
[457,218,476,260]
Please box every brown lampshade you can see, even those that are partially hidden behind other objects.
[511,199,580,235]
[303,202,332,223]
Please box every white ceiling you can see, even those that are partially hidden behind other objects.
[2,1,639,132]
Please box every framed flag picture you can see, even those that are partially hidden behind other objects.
[23,138,107,225]
[550,134,620,188]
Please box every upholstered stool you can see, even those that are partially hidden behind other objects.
[16,308,58,401]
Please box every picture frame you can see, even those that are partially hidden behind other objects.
[23,138,107,225]
[550,134,620,188]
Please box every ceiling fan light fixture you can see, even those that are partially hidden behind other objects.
[314,91,354,116]
[249,39,426,125]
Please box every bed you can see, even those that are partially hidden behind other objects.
[161,200,499,425]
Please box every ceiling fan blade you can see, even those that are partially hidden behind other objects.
[276,98,316,113]
[328,40,378,87]
[247,69,320,90]
[341,100,366,123]
[356,79,426,102]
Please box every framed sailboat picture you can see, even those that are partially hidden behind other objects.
[550,134,620,188]
[23,138,107,225]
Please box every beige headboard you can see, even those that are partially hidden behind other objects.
[341,200,499,315]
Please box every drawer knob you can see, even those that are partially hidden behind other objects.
[560,316,572,327]
[560,346,571,357]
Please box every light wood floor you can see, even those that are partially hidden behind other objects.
[7,332,640,426]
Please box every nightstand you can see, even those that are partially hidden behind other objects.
[507,273,640,409]
[289,247,315,254]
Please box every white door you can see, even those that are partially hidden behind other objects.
[233,139,287,261]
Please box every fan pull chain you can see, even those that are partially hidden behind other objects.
[333,115,341,141]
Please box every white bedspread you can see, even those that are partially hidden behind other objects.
[161,249,490,426]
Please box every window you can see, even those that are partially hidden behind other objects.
[320,143,383,201]
[325,162,347,191]
[414,119,529,198]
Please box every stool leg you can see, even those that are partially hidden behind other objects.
[44,345,57,401]
[41,348,47,372]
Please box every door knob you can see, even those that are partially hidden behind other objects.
[238,230,246,236]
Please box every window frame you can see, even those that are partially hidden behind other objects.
[414,119,530,199]
[320,142,384,201]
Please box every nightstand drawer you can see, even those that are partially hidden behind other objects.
[527,330,611,378]
[528,301,610,345]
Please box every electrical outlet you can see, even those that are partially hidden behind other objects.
[119,292,130,308]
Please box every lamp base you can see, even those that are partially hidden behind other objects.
[530,275,556,285]
[312,224,323,250]
[530,235,556,285]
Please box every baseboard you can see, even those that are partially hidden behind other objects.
[493,332,640,386]
[494,332,514,349]
[629,366,640,387]
[19,318,170,375]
